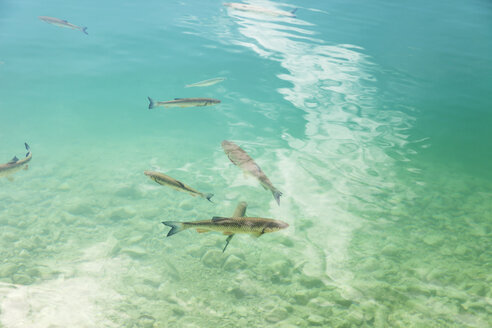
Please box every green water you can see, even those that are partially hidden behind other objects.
[1,0,491,327]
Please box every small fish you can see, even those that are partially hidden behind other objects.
[224,3,297,17]
[144,170,213,202]
[162,202,288,252]
[185,77,226,88]
[0,143,32,182]
[39,16,88,35]
[221,140,282,205]
[147,97,220,109]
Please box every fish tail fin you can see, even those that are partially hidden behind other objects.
[82,27,88,35]
[148,97,155,110]
[162,221,187,237]
[205,193,214,202]
[272,189,283,206]
[24,142,31,157]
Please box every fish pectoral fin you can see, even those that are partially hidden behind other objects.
[223,234,235,253]
[24,165,29,171]
[8,156,19,164]
[7,176,14,182]
[196,229,208,233]
[252,228,266,238]
[223,231,234,235]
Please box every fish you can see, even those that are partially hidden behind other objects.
[224,3,297,17]
[185,77,226,88]
[147,97,220,109]
[39,16,88,35]
[0,143,32,182]
[162,201,289,252]
[144,170,213,202]
[221,140,282,205]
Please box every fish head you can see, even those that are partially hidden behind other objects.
[144,170,159,182]
[264,220,289,233]
[221,140,235,151]
[206,99,221,106]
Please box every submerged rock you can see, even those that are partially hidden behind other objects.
[307,314,325,326]
[223,255,246,271]
[12,273,33,285]
[201,249,224,267]
[265,308,288,323]
[136,314,156,328]
[293,290,311,306]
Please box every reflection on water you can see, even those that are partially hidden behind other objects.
[222,0,415,285]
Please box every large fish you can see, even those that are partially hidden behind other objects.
[224,3,297,17]
[0,143,32,182]
[39,16,88,35]
[162,201,288,252]
[144,170,213,202]
[147,97,220,109]
[221,140,282,205]
[185,77,226,88]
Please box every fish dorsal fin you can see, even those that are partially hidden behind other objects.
[8,156,19,164]
[175,180,185,188]
[62,19,68,23]
[174,98,182,100]
[212,216,230,222]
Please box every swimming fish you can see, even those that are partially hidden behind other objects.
[144,170,213,202]
[39,16,88,35]
[162,201,288,252]
[224,3,297,17]
[148,97,220,109]
[221,140,282,205]
[185,77,226,88]
[0,143,32,182]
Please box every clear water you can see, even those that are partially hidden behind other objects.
[1,0,491,327]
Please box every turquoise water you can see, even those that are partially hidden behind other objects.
[1,0,491,326]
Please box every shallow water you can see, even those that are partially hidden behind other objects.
[1,0,491,327]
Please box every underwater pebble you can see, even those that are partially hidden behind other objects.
[201,249,223,267]
[422,234,444,246]
[121,246,147,259]
[58,182,70,191]
[127,234,145,245]
[172,307,185,317]
[134,284,155,299]
[265,308,288,323]
[298,275,324,289]
[12,273,33,285]
[223,255,246,271]
[307,314,325,326]
[109,207,136,221]
[293,290,311,305]
[228,287,246,299]
[68,203,94,216]
[381,244,400,256]
[179,200,193,211]
[136,314,156,328]
[276,236,294,247]
[0,263,18,278]
[454,244,468,255]
[270,260,292,275]
[115,185,142,199]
